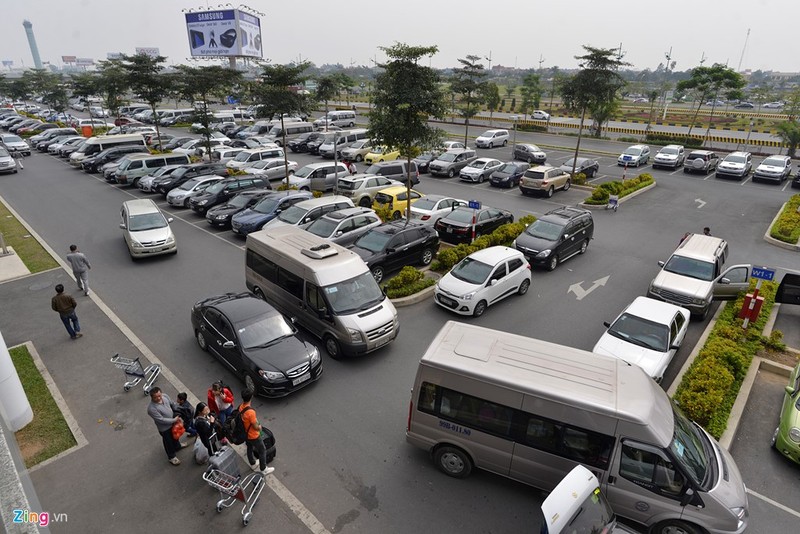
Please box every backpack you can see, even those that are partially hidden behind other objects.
[224,406,253,445]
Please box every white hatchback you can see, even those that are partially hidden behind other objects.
[592,296,690,383]
[434,246,531,317]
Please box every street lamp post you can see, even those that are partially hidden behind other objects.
[744,120,754,153]
[511,115,518,149]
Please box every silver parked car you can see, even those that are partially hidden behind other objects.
[305,207,383,247]
[166,176,223,208]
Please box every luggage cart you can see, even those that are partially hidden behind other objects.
[109,353,160,394]
[203,469,266,526]
[606,194,619,212]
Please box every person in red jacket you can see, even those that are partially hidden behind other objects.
[207,381,235,424]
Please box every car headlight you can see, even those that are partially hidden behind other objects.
[197,199,208,205]
[691,297,707,306]
[347,328,363,343]
[309,347,320,365]
[131,240,144,249]
[165,235,175,245]
[215,214,227,220]
[258,369,284,382]
[535,249,552,258]
[460,291,476,301]
[511,239,517,247]
[730,506,746,522]
[789,427,800,443]
[650,286,660,295]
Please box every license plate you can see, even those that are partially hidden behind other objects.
[292,373,311,386]
[439,295,456,306]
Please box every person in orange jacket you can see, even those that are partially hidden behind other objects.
[207,381,235,424]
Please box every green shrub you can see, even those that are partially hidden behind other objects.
[275,184,322,197]
[432,218,536,272]
[384,266,436,298]
[645,132,703,147]
[373,204,393,223]
[618,136,640,143]
[583,173,654,205]
[517,124,548,133]
[675,357,734,429]
[769,194,800,244]
[227,168,248,176]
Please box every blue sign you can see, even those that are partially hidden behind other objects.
[752,266,775,281]
[468,200,481,209]
[226,95,239,105]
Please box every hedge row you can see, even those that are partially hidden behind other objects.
[384,266,436,298]
[769,194,800,244]
[584,173,655,204]
[673,280,782,438]
[645,132,704,148]
[431,214,536,272]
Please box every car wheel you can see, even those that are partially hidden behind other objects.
[301,186,310,191]
[196,330,208,351]
[355,154,363,162]
[359,197,372,207]
[527,156,534,164]
[447,169,455,178]
[252,286,265,300]
[391,210,402,220]
[579,239,589,254]
[244,373,256,392]
[420,248,434,266]
[651,520,702,534]
[324,335,342,360]
[502,139,507,146]
[488,142,494,148]
[472,300,487,317]
[184,198,191,208]
[478,174,484,183]
[547,255,558,271]
[371,265,384,284]
[563,179,571,191]
[379,159,384,163]
[517,278,530,295]
[434,446,473,478]
[545,186,554,198]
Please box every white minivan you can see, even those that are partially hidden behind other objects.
[245,227,399,359]
[119,199,177,260]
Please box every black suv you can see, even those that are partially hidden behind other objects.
[288,132,324,153]
[189,176,269,215]
[80,145,149,173]
[155,162,229,194]
[514,207,594,271]
[349,220,439,283]
[434,206,513,245]
[205,188,273,228]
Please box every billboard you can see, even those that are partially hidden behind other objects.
[106,52,123,60]
[62,55,77,63]
[185,9,262,58]
[2,60,13,67]
[135,47,160,58]
[76,58,94,66]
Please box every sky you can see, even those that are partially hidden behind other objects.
[0,0,798,74]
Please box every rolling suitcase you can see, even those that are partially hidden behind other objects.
[262,428,277,464]
[208,444,240,477]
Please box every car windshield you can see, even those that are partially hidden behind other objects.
[562,158,579,168]
[670,406,710,487]
[178,178,203,191]
[293,166,315,178]
[228,193,255,208]
[4,135,23,143]
[411,198,439,211]
[660,147,679,155]
[436,153,457,162]
[524,219,564,241]
[233,151,253,162]
[129,213,167,231]
[607,313,669,352]
[337,179,360,191]
[250,160,269,169]
[445,209,475,224]
[450,257,492,285]
[467,161,487,169]
[497,164,517,173]
[663,255,715,281]
[624,147,642,156]
[0,148,9,157]
[322,271,385,315]
[276,205,307,224]
[180,140,197,149]
[253,197,280,214]
[203,182,226,195]
[307,217,338,238]
[725,155,747,164]
[762,157,786,167]
[238,313,295,350]
[354,230,392,253]
[416,153,434,161]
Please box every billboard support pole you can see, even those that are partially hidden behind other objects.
[229,56,236,70]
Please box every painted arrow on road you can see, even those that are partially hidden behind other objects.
[695,198,706,208]
[568,276,610,300]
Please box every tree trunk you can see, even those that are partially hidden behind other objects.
[571,107,587,177]
[281,115,290,188]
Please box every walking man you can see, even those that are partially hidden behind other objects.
[239,388,275,476]
[147,387,184,466]
[703,227,712,236]
[51,284,82,340]
[66,244,91,296]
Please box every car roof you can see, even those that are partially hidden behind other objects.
[208,293,279,324]
[542,206,592,223]
[371,219,427,234]
[123,198,161,215]
[688,150,714,156]
[377,185,416,195]
[726,151,751,158]
[465,246,523,264]
[321,207,375,220]
[339,173,378,183]
[623,296,688,325]
[659,144,684,150]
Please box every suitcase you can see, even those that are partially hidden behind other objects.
[208,444,240,477]
[262,427,277,464]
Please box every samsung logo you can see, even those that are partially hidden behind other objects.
[197,12,225,21]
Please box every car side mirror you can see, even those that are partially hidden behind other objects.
[603,321,611,328]
[658,260,665,267]
[119,222,126,229]
[222,340,235,349]
[167,217,174,224]
[335,231,343,237]
[719,277,731,285]
[786,385,797,396]
[670,344,680,350]
[488,279,497,286]
[386,247,396,254]
[289,316,297,324]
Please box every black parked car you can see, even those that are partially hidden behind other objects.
[512,143,547,164]
[559,157,600,178]
[189,176,269,215]
[489,162,530,188]
[288,132,324,153]
[81,145,149,173]
[205,188,274,228]
[349,220,439,283]
[155,162,229,194]
[190,292,322,398]
[412,151,439,174]
[514,206,594,271]
[434,206,514,245]
[162,136,196,151]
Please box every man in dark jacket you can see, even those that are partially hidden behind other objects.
[51,284,82,339]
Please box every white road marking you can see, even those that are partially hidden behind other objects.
[747,488,800,520]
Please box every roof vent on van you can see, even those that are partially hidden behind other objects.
[302,243,338,259]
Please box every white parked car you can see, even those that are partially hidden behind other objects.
[652,145,685,169]
[763,102,784,109]
[474,129,509,149]
[243,158,298,180]
[530,110,550,120]
[459,158,503,183]
[409,194,467,225]
[173,138,228,156]
[89,106,110,118]
[434,246,531,317]
[617,144,651,167]
[592,296,690,383]
[441,140,466,150]
[166,176,223,208]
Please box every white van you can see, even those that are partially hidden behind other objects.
[262,195,354,231]
[262,122,315,146]
[317,128,369,158]
[114,153,192,187]
[119,199,177,260]
[407,321,749,534]
[245,226,399,359]
[68,134,147,166]
[226,147,285,170]
[313,110,357,129]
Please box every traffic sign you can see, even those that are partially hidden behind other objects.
[751,266,775,281]
[226,95,239,105]
[468,200,481,209]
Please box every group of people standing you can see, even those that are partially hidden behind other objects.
[50,244,91,340]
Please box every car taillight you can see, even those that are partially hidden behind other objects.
[421,215,430,220]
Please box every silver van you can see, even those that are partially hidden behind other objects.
[647,234,750,319]
[318,129,369,158]
[262,122,315,146]
[262,195,354,231]
[120,199,177,259]
[428,148,478,177]
[313,110,357,130]
[114,153,192,187]
[244,226,399,359]
[407,321,749,534]
[226,147,285,170]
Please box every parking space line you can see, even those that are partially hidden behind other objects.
[782,181,791,192]
[669,168,683,176]
[747,489,800,519]
[742,177,752,185]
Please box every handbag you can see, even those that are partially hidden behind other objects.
[171,419,185,440]
[193,435,209,464]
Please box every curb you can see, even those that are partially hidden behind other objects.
[390,271,441,308]
[579,181,657,211]
[763,201,800,252]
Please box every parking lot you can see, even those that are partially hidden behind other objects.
[2,112,800,532]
